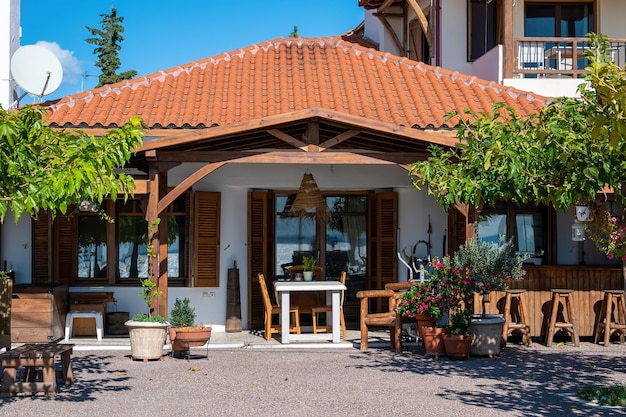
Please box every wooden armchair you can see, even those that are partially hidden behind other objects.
[258,273,301,341]
[356,289,403,352]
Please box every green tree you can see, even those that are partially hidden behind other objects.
[0,105,144,222]
[85,7,137,87]
[409,33,626,282]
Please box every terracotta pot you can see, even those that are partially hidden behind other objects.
[442,333,474,360]
[421,326,449,358]
[415,314,436,339]
[169,326,212,352]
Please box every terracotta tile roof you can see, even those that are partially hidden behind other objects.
[42,37,548,130]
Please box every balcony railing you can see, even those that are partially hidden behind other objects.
[513,37,626,79]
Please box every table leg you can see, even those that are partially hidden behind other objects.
[281,291,290,344]
[60,351,74,385]
[331,290,340,343]
[41,361,57,397]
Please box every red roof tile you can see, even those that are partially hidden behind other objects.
[42,37,548,130]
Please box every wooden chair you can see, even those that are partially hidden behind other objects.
[356,288,403,352]
[258,273,301,341]
[311,271,347,338]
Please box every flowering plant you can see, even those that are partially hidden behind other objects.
[587,206,626,261]
[394,255,475,324]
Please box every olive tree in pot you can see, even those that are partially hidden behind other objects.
[168,297,212,358]
[125,279,170,362]
[452,236,525,356]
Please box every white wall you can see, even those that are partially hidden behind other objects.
[0,211,31,283]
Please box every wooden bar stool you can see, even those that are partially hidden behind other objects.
[545,289,580,347]
[594,290,626,347]
[502,289,531,346]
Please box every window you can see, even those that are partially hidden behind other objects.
[274,194,367,280]
[76,194,187,283]
[525,2,594,38]
[477,201,547,259]
[77,214,107,279]
[468,0,499,61]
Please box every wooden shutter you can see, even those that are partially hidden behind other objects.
[32,212,51,285]
[32,210,75,285]
[448,208,467,255]
[247,191,272,329]
[193,192,220,287]
[55,212,75,284]
[368,191,397,311]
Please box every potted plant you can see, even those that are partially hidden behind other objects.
[442,310,474,359]
[125,279,170,362]
[452,236,525,356]
[302,255,317,281]
[395,256,459,358]
[168,297,212,358]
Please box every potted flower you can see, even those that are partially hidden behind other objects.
[442,310,474,359]
[395,255,463,357]
[168,297,212,358]
[302,255,317,281]
[452,236,525,356]
[125,279,170,362]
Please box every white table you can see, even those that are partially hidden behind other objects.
[273,281,346,344]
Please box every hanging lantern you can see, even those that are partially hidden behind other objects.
[290,169,332,222]
[571,221,586,241]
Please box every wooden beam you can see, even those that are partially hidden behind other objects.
[377,0,397,12]
[266,129,307,149]
[156,150,430,165]
[157,162,226,215]
[502,0,514,79]
[318,129,360,151]
[375,14,405,54]
[138,108,459,152]
[406,0,433,48]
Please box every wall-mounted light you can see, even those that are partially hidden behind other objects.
[571,220,586,241]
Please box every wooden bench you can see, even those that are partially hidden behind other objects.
[1,343,74,397]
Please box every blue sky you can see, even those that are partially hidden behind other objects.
[19,0,364,101]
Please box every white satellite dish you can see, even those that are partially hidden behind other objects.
[10,44,63,100]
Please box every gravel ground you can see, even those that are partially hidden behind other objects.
[2,341,626,417]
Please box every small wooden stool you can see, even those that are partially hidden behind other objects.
[594,290,626,346]
[545,289,580,347]
[502,289,531,346]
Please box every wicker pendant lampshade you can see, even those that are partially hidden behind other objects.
[290,170,332,221]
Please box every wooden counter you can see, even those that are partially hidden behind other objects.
[475,265,623,339]
[11,285,69,343]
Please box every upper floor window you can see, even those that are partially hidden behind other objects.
[468,0,499,61]
[525,2,594,37]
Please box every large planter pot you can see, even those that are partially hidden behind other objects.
[442,333,474,360]
[421,326,449,358]
[468,314,505,357]
[415,314,436,339]
[169,326,212,353]
[125,320,169,362]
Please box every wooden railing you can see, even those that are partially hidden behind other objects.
[513,37,626,79]
[475,265,623,339]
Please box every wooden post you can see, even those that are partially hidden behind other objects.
[157,170,169,318]
[502,0,514,79]
[146,167,160,318]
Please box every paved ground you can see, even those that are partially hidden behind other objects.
[2,331,626,416]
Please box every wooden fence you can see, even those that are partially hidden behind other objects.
[475,265,624,339]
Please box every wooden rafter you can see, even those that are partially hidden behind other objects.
[138,108,459,152]
[267,129,307,150]
[406,0,432,49]
[318,129,361,151]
